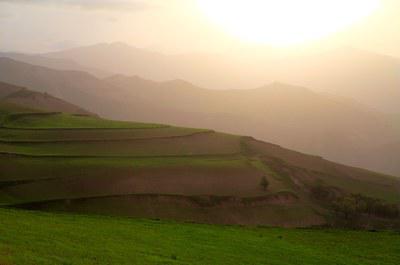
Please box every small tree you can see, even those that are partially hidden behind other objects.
[260,176,269,191]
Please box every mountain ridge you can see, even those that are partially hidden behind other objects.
[40,43,400,112]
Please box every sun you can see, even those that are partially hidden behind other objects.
[197,0,380,46]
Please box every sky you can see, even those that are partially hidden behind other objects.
[0,0,399,57]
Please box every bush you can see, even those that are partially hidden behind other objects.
[332,193,399,225]
[260,176,269,191]
[311,183,400,227]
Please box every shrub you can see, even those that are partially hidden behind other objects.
[332,193,399,226]
[260,176,269,191]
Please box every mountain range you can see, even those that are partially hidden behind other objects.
[0,52,110,78]
[43,43,400,113]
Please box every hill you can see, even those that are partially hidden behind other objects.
[0,57,398,176]
[0,104,399,228]
[1,208,399,265]
[0,57,123,117]
[0,81,92,115]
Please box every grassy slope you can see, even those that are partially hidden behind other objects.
[0,208,399,265]
[0,105,399,227]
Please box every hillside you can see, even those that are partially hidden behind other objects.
[0,104,399,228]
[0,58,398,176]
[1,208,399,265]
[0,81,92,115]
[0,57,124,117]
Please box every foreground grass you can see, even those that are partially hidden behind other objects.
[0,208,399,265]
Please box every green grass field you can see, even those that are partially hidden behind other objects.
[0,208,399,265]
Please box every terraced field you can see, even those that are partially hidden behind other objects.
[1,105,399,227]
[0,127,208,141]
[2,112,163,129]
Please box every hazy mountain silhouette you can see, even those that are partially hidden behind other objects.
[275,47,400,113]
[0,52,110,78]
[45,42,171,79]
[43,43,400,113]
[44,42,259,90]
[0,57,398,175]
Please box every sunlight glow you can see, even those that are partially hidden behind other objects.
[197,0,380,46]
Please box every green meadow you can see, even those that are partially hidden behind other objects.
[0,208,399,265]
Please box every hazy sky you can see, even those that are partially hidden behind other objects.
[0,0,399,57]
